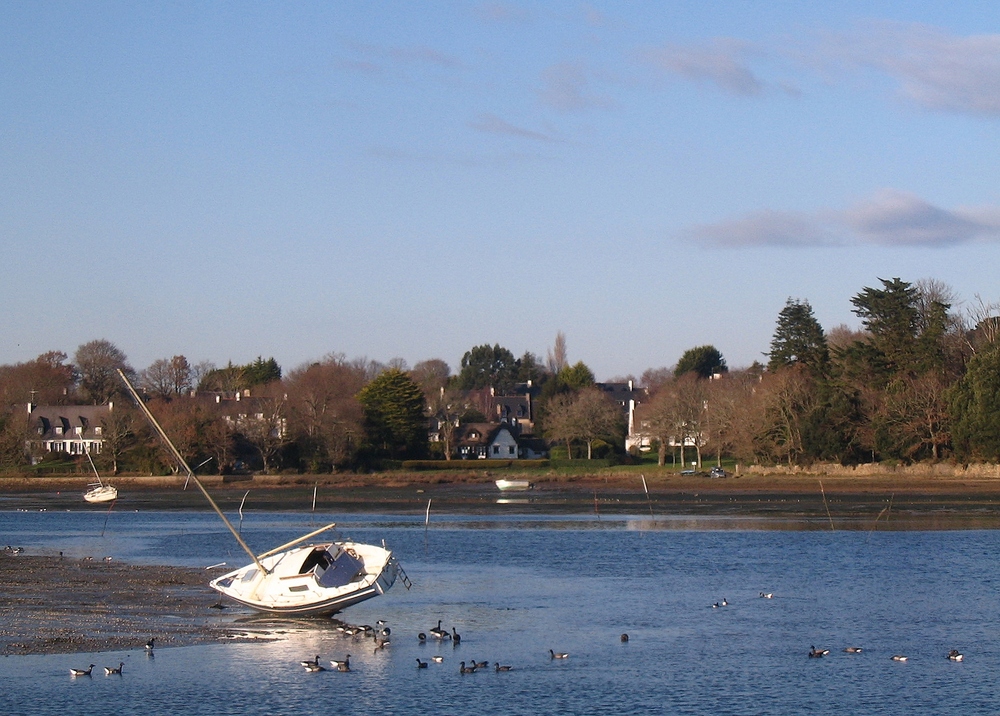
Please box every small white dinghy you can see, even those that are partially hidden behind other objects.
[82,444,117,503]
[119,370,404,616]
[494,479,533,492]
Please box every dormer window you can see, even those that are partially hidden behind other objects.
[95,426,102,435]
[55,426,63,435]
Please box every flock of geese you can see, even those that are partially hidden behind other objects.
[69,637,154,677]
[292,618,566,675]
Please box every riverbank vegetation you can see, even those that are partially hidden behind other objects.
[1,277,999,478]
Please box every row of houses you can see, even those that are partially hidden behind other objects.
[24,380,652,463]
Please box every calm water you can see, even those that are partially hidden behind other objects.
[2,505,999,715]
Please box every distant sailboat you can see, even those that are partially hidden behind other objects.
[83,443,117,504]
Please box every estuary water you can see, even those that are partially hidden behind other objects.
[1,504,1000,715]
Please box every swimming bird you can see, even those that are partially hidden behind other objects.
[418,632,427,642]
[844,646,863,654]
[890,655,908,662]
[759,592,773,599]
[451,627,461,645]
[431,655,444,663]
[550,650,569,659]
[948,649,964,661]
[459,661,477,674]
[416,658,428,668]
[721,598,728,606]
[808,646,830,658]
[620,633,629,642]
[494,662,513,672]
[299,655,320,668]
[304,663,327,673]
[145,637,156,651]
[104,662,124,675]
[330,655,351,670]
[70,664,95,677]
[430,620,449,640]
[473,660,488,669]
[335,662,351,672]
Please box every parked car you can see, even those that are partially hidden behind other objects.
[709,466,728,478]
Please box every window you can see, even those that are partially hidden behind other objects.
[492,446,500,455]
[55,426,63,435]
[95,426,102,435]
[509,446,515,455]
[75,426,83,435]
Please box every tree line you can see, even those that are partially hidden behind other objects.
[1,276,999,474]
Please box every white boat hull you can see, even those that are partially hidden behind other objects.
[209,541,398,616]
[83,484,118,503]
[495,479,533,492]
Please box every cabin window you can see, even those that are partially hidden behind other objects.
[241,568,259,583]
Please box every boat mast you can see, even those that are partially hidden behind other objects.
[117,369,268,574]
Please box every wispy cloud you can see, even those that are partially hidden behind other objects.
[538,62,612,112]
[340,42,463,75]
[820,22,1000,116]
[474,2,531,25]
[641,38,767,96]
[686,189,1000,248]
[468,113,560,142]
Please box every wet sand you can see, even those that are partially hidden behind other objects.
[0,554,247,656]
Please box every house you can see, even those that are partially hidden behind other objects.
[455,422,549,460]
[26,403,111,456]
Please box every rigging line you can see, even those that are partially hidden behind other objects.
[819,480,835,531]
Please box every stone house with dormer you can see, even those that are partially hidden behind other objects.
[26,403,112,456]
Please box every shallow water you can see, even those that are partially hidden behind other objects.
[2,508,1000,714]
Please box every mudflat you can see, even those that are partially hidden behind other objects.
[0,554,239,656]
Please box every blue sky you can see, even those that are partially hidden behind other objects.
[3,2,999,380]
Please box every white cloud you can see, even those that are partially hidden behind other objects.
[538,62,612,112]
[827,22,1000,116]
[641,38,765,96]
[686,189,1000,248]
[468,113,560,142]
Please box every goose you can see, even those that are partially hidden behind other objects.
[473,660,488,669]
[620,633,629,642]
[844,646,863,654]
[721,598,728,606]
[459,661,477,674]
[335,662,351,672]
[759,592,773,599]
[416,658,428,668]
[299,655,320,668]
[808,646,830,658]
[418,633,427,642]
[431,655,444,663]
[947,650,964,661]
[70,664,95,677]
[304,663,327,673]
[890,655,908,662]
[104,662,124,675]
[711,603,720,609]
[430,620,450,640]
[330,655,351,669]
[451,627,461,645]
[145,637,156,651]
[494,662,513,672]
[550,649,569,659]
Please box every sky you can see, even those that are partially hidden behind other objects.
[3,1,1000,381]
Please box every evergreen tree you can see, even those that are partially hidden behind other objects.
[357,368,428,458]
[675,345,727,379]
[950,346,1000,461]
[454,344,518,392]
[767,298,829,373]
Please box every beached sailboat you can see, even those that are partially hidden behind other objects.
[82,445,118,503]
[118,370,403,616]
